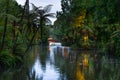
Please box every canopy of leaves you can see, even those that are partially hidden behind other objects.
[54,0,120,50]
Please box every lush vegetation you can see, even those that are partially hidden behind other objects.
[54,0,120,57]
[0,0,54,69]
[0,0,120,71]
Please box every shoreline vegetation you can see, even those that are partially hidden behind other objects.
[0,0,120,70]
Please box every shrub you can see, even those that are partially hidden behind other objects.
[0,49,15,68]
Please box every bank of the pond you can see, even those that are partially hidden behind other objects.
[1,45,120,80]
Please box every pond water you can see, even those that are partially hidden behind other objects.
[0,45,120,80]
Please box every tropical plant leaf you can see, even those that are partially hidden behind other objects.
[44,13,56,18]
[43,4,53,13]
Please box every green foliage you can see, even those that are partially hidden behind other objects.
[109,29,120,56]
[42,26,49,42]
[0,49,23,69]
[54,0,120,57]
[0,0,25,68]
[0,49,15,67]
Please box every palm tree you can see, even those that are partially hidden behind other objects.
[31,4,55,42]
[25,4,55,52]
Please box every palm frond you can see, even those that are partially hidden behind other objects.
[111,30,120,38]
[43,4,53,13]
[8,14,18,21]
[0,13,18,21]
[31,3,42,13]
[45,18,52,25]
[0,12,6,18]
[31,3,38,11]
[43,13,56,18]
[38,10,44,15]
[82,25,93,33]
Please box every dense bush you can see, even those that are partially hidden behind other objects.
[0,50,15,68]
[107,30,120,57]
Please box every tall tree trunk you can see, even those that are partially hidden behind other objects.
[10,0,30,54]
[12,21,16,39]
[0,1,9,50]
[26,0,30,33]
[12,21,16,54]
[25,32,36,52]
[40,18,43,43]
[1,16,8,50]
[19,0,29,31]
[25,0,31,42]
[25,27,39,52]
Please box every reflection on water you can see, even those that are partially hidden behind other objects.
[0,45,120,80]
[76,64,85,80]
[29,45,60,80]
[49,46,56,64]
[30,56,43,80]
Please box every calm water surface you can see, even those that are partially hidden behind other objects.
[0,45,120,80]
